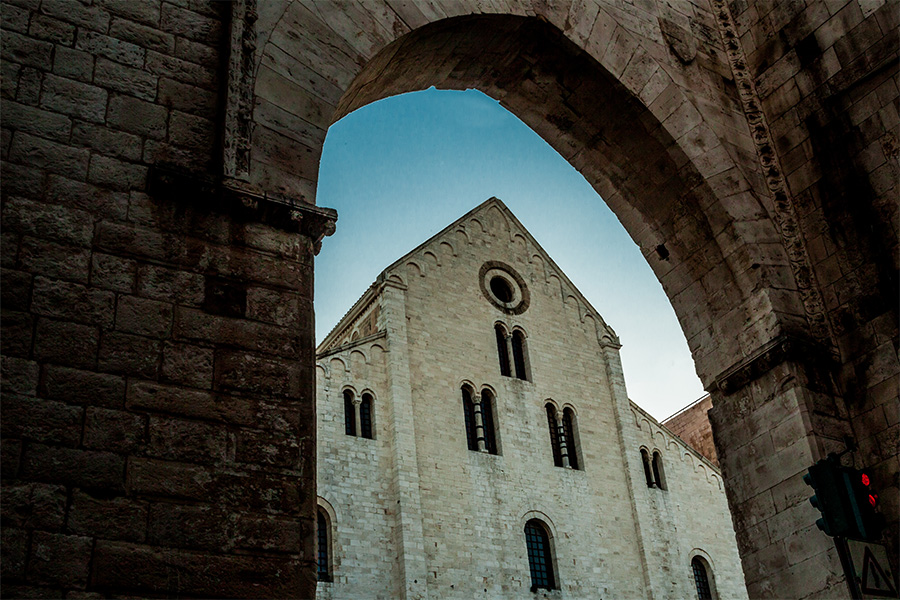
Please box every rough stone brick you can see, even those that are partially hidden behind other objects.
[22,444,125,492]
[0,30,54,69]
[115,295,173,338]
[32,277,115,328]
[1,3,30,33]
[87,154,148,192]
[148,416,226,464]
[16,66,42,105]
[1,59,20,99]
[83,407,145,453]
[93,56,158,101]
[146,503,229,550]
[168,110,215,151]
[1,310,35,358]
[0,101,73,142]
[156,77,216,116]
[52,46,94,83]
[71,121,142,162]
[109,18,174,54]
[126,457,212,500]
[68,489,148,542]
[33,318,99,370]
[173,36,217,68]
[126,380,246,424]
[1,438,23,479]
[39,74,108,123]
[233,513,304,553]
[135,263,204,306]
[175,307,299,359]
[235,429,298,468]
[161,342,213,388]
[1,268,33,311]
[38,0,110,31]
[106,94,167,139]
[90,253,136,293]
[160,3,222,45]
[246,287,299,327]
[97,0,162,27]
[75,30,144,68]
[45,174,129,221]
[27,531,93,588]
[1,355,39,395]
[41,364,125,408]
[8,132,90,179]
[143,138,215,174]
[145,49,215,89]
[1,197,94,247]
[29,14,76,45]
[0,483,67,530]
[0,395,83,446]
[98,331,162,378]
[19,236,91,283]
[215,350,300,397]
[1,527,28,580]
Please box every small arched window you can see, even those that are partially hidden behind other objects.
[641,448,654,487]
[317,508,332,582]
[524,519,556,591]
[546,404,563,467]
[462,387,477,451]
[512,330,528,380]
[359,393,373,439]
[562,408,579,469]
[481,390,498,455]
[495,324,511,377]
[691,556,715,600]
[652,451,666,490]
[343,390,356,436]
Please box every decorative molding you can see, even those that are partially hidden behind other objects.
[711,0,835,350]
[147,167,337,249]
[223,0,258,181]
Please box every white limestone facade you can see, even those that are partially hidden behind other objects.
[315,198,747,600]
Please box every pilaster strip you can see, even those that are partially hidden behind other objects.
[223,0,257,181]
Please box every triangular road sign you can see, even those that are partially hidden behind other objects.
[860,545,898,597]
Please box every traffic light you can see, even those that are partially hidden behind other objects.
[803,457,886,542]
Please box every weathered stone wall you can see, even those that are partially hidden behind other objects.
[315,200,748,599]
[663,394,718,465]
[0,1,319,596]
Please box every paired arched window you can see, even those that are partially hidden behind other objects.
[461,385,498,455]
[641,448,666,489]
[691,556,716,600]
[495,323,529,380]
[343,390,374,439]
[524,519,556,591]
[546,403,581,469]
[317,508,332,582]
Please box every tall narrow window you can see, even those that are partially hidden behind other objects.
[524,519,556,591]
[641,448,654,487]
[495,324,511,377]
[481,391,498,455]
[546,404,563,467]
[692,557,713,600]
[343,391,356,436]
[462,387,477,451]
[317,508,332,582]
[562,408,579,469]
[512,330,528,380]
[359,393,373,439]
[652,451,666,490]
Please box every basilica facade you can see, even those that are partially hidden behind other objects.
[315,199,748,599]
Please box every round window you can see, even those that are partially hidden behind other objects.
[479,262,529,314]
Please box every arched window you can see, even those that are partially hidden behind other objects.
[641,448,654,487]
[359,393,373,439]
[562,407,579,469]
[481,390,498,455]
[546,404,563,467]
[462,387,477,451]
[652,451,666,490]
[691,556,715,600]
[317,508,332,582]
[343,390,356,436]
[512,329,528,380]
[495,323,511,377]
[524,519,556,591]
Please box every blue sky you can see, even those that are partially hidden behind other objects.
[315,88,706,420]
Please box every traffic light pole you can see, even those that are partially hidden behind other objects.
[835,536,862,600]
